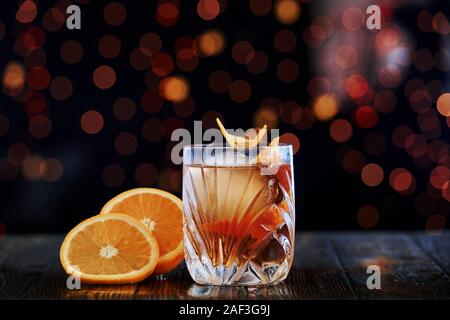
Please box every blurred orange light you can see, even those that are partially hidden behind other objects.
[313,93,339,121]
[159,76,189,102]
[274,0,301,25]
[93,65,116,89]
[342,7,364,31]
[335,45,358,69]
[2,62,25,95]
[197,30,225,57]
[437,93,450,117]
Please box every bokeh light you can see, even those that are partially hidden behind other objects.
[135,163,158,186]
[159,76,189,102]
[49,76,73,100]
[61,40,84,64]
[389,168,414,193]
[329,118,353,143]
[313,94,339,121]
[93,65,116,89]
[104,2,127,26]
[115,132,138,156]
[361,163,384,187]
[197,30,225,57]
[113,97,136,121]
[228,79,252,103]
[16,0,37,24]
[357,205,379,229]
[98,35,121,59]
[40,158,63,182]
[81,111,104,135]
[197,0,220,21]
[274,0,301,25]
[437,93,450,117]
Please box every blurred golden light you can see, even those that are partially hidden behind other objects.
[254,106,279,129]
[437,93,450,117]
[197,30,225,57]
[329,118,353,143]
[335,45,358,69]
[389,168,413,192]
[274,0,301,25]
[40,158,63,182]
[2,62,25,95]
[361,163,384,187]
[197,0,220,21]
[159,76,189,102]
[357,205,379,229]
[93,65,116,89]
[342,7,364,31]
[228,79,252,103]
[313,93,339,121]
[16,0,37,24]
[249,0,272,16]
[81,110,104,134]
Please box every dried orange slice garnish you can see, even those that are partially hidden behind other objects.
[100,188,184,275]
[60,213,160,284]
[216,118,267,149]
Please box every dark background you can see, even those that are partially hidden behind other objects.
[0,0,449,233]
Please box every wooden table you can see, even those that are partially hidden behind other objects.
[0,232,449,300]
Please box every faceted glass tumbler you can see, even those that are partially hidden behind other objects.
[182,144,295,286]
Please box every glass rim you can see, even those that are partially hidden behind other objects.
[183,143,292,149]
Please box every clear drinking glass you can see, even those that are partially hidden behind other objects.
[182,144,295,286]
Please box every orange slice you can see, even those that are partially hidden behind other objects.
[100,188,184,275]
[60,213,160,284]
[216,118,267,148]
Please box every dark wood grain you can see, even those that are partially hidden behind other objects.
[0,232,449,300]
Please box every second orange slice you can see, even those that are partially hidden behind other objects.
[100,188,184,274]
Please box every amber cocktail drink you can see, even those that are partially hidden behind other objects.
[183,145,295,286]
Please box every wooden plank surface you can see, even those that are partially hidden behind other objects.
[0,232,449,300]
